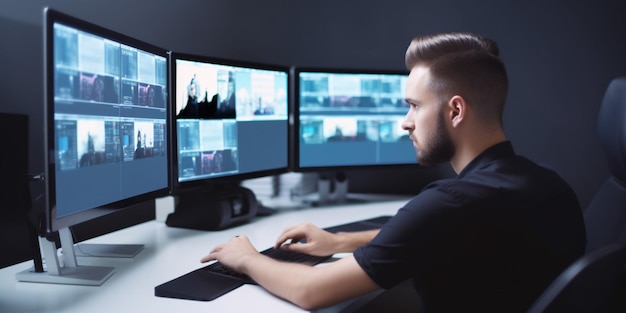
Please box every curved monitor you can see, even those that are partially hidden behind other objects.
[292,67,417,172]
[44,9,170,233]
[170,53,290,190]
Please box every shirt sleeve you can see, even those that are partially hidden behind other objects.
[353,180,475,289]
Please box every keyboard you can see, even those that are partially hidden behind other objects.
[324,215,391,233]
[155,215,391,301]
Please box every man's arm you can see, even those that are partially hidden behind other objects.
[274,222,380,256]
[201,235,380,310]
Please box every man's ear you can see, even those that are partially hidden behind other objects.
[448,95,466,128]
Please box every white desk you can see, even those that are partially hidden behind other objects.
[0,199,408,313]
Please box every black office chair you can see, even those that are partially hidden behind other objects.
[584,77,626,254]
[530,77,626,313]
[527,243,626,313]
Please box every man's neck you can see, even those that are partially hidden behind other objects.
[450,130,507,174]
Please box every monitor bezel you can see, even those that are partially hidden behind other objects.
[44,8,171,233]
[290,66,418,173]
[169,52,291,193]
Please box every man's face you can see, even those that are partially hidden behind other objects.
[402,66,454,165]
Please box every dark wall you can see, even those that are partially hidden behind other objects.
[1,1,625,242]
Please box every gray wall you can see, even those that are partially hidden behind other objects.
[2,0,625,212]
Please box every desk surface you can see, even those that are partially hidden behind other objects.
[0,198,408,313]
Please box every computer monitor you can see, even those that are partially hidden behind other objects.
[166,53,289,230]
[17,8,170,285]
[292,67,417,203]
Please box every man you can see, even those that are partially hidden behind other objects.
[201,32,587,312]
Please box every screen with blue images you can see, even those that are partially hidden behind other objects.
[296,70,417,169]
[52,22,169,219]
[173,56,289,184]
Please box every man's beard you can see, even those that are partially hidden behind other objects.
[416,109,455,166]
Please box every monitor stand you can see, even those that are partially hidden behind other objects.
[306,171,364,207]
[15,227,114,286]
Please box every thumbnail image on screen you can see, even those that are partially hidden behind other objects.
[296,70,416,169]
[51,22,168,220]
[173,55,289,184]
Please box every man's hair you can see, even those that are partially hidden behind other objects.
[405,32,508,126]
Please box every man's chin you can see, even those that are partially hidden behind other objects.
[417,156,449,167]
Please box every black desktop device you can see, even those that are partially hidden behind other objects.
[292,67,415,171]
[0,113,33,269]
[291,67,417,204]
[165,53,290,230]
[155,215,391,301]
[16,8,170,285]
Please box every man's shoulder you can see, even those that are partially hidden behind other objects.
[414,156,577,207]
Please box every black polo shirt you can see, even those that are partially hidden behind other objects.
[353,141,586,313]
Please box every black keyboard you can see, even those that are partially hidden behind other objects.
[202,215,392,284]
[324,215,391,233]
[155,215,391,301]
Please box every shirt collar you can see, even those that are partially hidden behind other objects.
[457,141,515,178]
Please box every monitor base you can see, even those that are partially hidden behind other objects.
[167,185,258,231]
[255,204,277,216]
[74,243,144,258]
[15,228,114,286]
[16,264,114,286]
[305,196,367,208]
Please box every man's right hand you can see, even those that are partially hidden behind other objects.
[275,222,380,256]
[274,222,341,256]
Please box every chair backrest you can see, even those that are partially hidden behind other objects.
[527,243,626,313]
[584,77,626,254]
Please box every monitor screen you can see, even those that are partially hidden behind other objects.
[170,53,289,189]
[44,9,170,233]
[292,68,416,171]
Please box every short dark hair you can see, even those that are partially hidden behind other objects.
[405,32,508,126]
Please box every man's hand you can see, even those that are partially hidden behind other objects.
[274,222,341,256]
[200,235,258,272]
